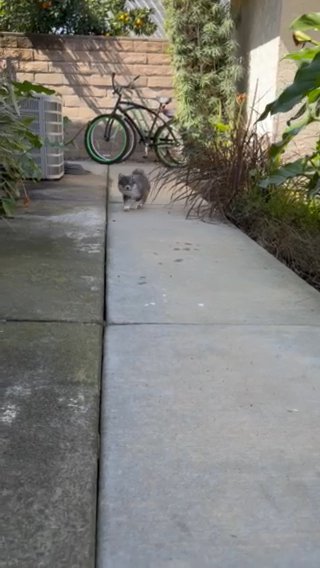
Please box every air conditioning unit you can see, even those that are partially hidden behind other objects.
[20,94,64,180]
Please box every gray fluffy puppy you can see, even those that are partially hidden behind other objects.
[118,169,150,211]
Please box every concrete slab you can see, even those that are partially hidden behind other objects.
[66,160,108,179]
[0,174,106,322]
[98,324,320,568]
[1,321,102,568]
[107,203,320,325]
[99,161,320,566]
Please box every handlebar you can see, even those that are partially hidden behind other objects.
[111,72,140,94]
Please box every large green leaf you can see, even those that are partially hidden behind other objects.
[259,51,320,119]
[1,197,16,217]
[259,159,308,189]
[291,12,320,32]
[258,11,320,196]
[307,86,320,102]
[13,81,55,97]
[308,173,320,197]
[292,30,315,45]
[284,46,319,64]
[268,100,319,159]
[24,129,43,149]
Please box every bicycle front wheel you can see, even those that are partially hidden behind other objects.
[154,121,185,168]
[85,114,130,164]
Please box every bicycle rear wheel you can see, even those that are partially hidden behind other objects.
[154,121,185,168]
[121,118,138,162]
[85,114,130,164]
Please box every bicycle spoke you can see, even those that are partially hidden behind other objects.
[155,122,185,167]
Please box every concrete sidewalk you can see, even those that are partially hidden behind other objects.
[98,163,320,567]
[1,172,107,568]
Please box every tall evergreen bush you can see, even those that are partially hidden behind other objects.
[164,0,241,136]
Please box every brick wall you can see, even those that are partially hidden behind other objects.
[0,33,173,159]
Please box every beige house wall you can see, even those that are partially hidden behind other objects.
[0,33,173,159]
[233,0,282,136]
[233,0,320,153]
[276,0,320,156]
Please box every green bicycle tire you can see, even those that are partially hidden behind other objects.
[84,114,130,165]
[154,121,185,168]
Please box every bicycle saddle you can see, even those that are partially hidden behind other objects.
[157,96,172,105]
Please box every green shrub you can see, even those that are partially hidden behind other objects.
[0,70,52,217]
[164,0,242,138]
[0,0,157,36]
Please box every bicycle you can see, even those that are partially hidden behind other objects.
[84,73,184,167]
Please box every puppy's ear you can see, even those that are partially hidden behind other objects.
[118,173,125,181]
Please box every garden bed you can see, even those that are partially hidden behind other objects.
[230,192,320,292]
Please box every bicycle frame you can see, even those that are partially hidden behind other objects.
[85,73,183,166]
[108,85,171,148]
[121,103,168,144]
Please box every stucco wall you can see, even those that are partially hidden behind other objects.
[234,0,320,153]
[276,0,320,155]
[0,33,173,159]
[233,0,282,137]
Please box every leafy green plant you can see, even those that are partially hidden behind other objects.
[164,0,242,139]
[0,0,157,36]
[0,71,53,217]
[259,12,320,196]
